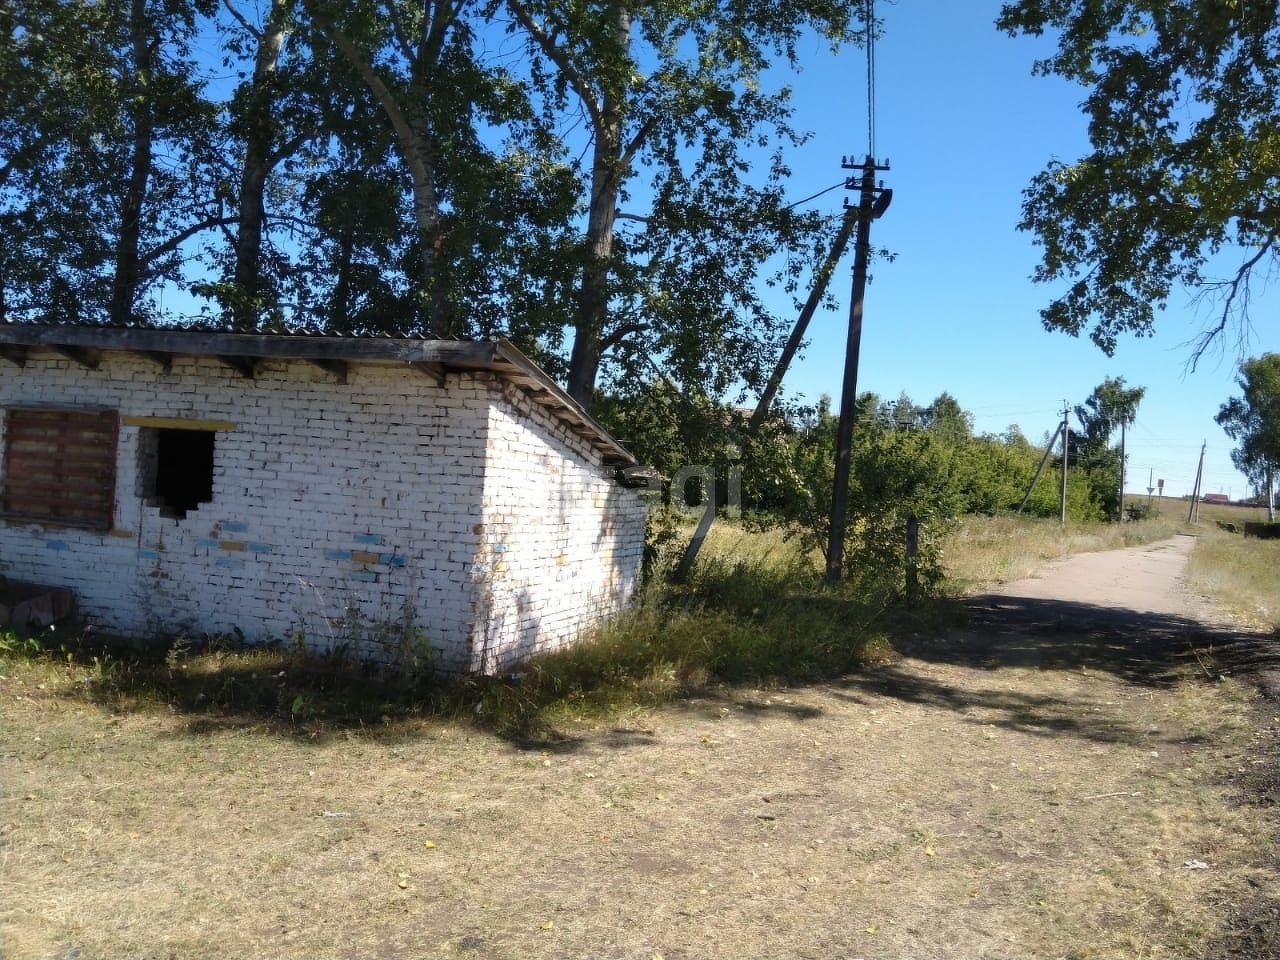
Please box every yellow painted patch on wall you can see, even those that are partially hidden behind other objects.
[122,415,237,431]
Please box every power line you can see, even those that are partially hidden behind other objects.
[782,180,848,212]
[865,0,876,158]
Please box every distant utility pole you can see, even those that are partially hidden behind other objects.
[1060,402,1070,525]
[1117,416,1128,521]
[825,155,892,584]
[1187,441,1206,524]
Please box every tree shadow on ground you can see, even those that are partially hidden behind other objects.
[49,626,841,754]
[827,594,1280,749]
[912,593,1280,688]
[44,589,1280,754]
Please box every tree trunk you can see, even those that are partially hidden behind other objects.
[330,221,354,329]
[408,75,449,337]
[301,0,450,336]
[232,0,290,331]
[564,3,629,410]
[108,0,154,326]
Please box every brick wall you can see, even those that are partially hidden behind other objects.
[467,380,648,673]
[0,351,645,673]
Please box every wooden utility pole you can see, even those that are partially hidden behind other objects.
[1016,420,1063,514]
[1060,403,1070,525]
[1187,441,1206,523]
[682,208,860,582]
[825,155,891,584]
[749,207,859,434]
[1118,417,1128,520]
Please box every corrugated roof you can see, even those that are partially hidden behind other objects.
[0,323,636,467]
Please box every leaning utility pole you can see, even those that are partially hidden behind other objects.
[750,207,859,434]
[825,155,891,584]
[1016,420,1064,514]
[1187,441,1206,524]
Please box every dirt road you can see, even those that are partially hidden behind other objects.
[977,532,1206,617]
[957,533,1280,695]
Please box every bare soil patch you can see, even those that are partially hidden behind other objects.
[3,536,1279,959]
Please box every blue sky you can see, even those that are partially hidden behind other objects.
[759,1,1276,499]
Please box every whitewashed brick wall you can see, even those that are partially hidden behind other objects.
[0,351,646,673]
[468,380,648,673]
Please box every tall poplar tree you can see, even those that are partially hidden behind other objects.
[1217,353,1280,518]
[504,0,868,407]
[2,0,224,325]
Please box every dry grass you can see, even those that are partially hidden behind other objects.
[2,515,1278,959]
[1183,521,1280,633]
[940,513,1179,591]
[3,643,1274,960]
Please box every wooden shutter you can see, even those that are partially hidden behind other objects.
[2,409,118,529]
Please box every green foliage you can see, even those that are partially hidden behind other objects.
[496,0,870,404]
[1216,353,1280,494]
[2,0,219,325]
[3,0,875,410]
[1074,377,1145,452]
[1068,377,1146,520]
[997,1,1280,357]
[593,381,739,480]
[0,629,43,658]
[743,398,964,598]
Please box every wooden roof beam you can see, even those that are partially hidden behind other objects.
[0,345,28,368]
[310,358,348,383]
[52,345,102,369]
[219,355,258,379]
[135,350,173,373]
[410,361,447,387]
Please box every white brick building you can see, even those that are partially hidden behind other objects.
[0,325,648,674]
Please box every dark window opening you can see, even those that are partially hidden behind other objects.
[143,429,215,519]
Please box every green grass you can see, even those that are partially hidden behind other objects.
[2,509,1264,741]
[0,525,898,740]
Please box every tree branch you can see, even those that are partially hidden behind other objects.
[221,0,262,41]
[599,320,648,352]
[621,116,655,169]
[504,0,602,129]
[384,0,419,68]
[300,0,423,177]
[1191,229,1278,368]
[141,216,241,268]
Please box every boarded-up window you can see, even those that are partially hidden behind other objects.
[1,408,117,529]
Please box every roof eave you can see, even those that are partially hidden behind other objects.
[0,325,638,468]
